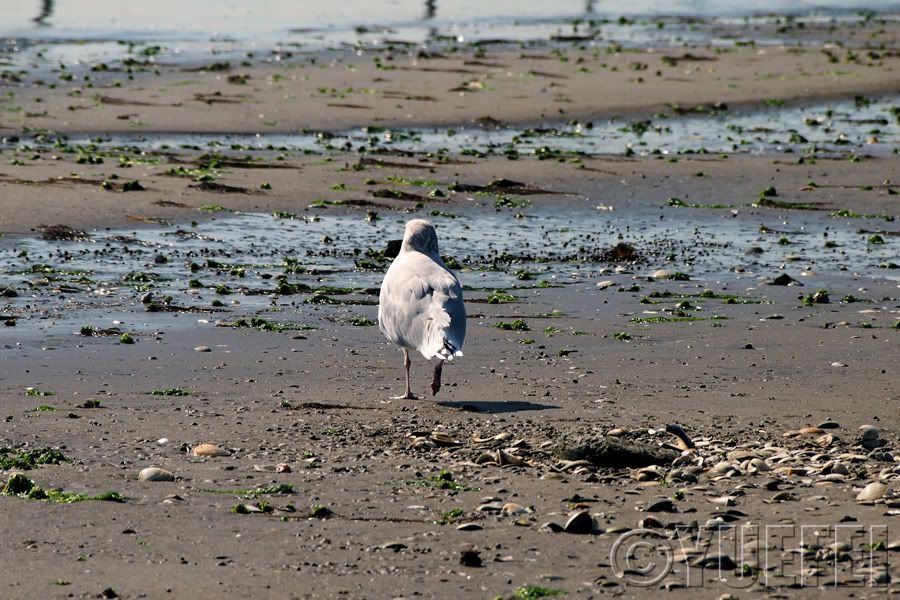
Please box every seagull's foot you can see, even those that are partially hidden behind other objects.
[431,362,443,397]
[391,392,418,400]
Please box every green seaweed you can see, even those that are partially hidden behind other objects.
[495,320,530,331]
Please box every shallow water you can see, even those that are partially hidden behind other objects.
[4,95,898,158]
[1,191,897,330]
[3,2,899,84]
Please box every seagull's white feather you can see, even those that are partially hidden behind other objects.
[378,220,466,361]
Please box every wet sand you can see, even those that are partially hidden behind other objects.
[1,14,900,600]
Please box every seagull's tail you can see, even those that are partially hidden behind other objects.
[435,338,463,361]
[422,302,464,361]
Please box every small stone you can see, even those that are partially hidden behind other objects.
[138,467,175,482]
[856,482,887,502]
[456,522,483,531]
[194,346,211,352]
[276,463,291,473]
[859,425,880,441]
[563,510,594,534]
[540,522,564,533]
[192,443,230,457]
[652,269,671,280]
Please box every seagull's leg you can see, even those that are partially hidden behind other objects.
[430,360,444,397]
[392,349,418,400]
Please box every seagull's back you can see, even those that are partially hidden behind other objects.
[378,220,465,361]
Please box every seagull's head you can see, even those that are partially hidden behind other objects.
[401,219,440,255]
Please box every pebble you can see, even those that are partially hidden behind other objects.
[138,467,175,482]
[859,425,880,441]
[652,269,671,280]
[563,510,594,534]
[856,482,887,502]
[194,346,211,352]
[192,443,230,457]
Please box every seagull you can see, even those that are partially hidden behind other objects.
[378,219,466,399]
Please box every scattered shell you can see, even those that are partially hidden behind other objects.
[856,482,887,502]
[501,502,531,516]
[456,522,483,531]
[606,428,625,437]
[138,467,175,482]
[430,431,461,447]
[497,450,527,466]
[192,443,230,457]
[540,522,564,533]
[633,465,665,481]
[644,500,677,513]
[563,510,594,534]
[276,463,291,473]
[652,269,672,280]
[596,280,615,290]
[194,346,211,352]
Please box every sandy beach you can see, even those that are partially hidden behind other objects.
[1,5,899,599]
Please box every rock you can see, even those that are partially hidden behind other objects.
[194,346,211,352]
[690,553,737,570]
[856,482,887,502]
[770,273,801,286]
[192,443,230,457]
[652,269,671,280]
[862,437,886,450]
[859,425,880,441]
[554,435,678,469]
[138,467,175,482]
[563,510,594,534]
